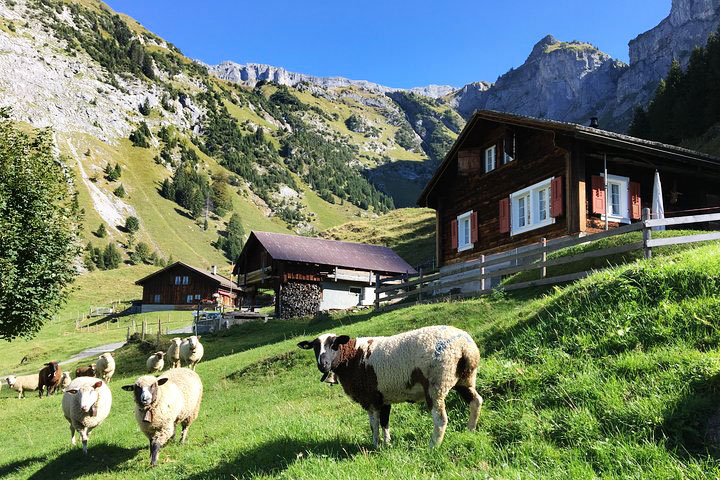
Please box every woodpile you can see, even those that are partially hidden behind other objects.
[279,281,321,319]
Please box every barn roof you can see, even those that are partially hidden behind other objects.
[417,109,720,206]
[234,231,416,275]
[135,261,239,290]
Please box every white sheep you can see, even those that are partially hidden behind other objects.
[146,352,165,374]
[122,368,203,466]
[298,325,483,448]
[179,336,204,370]
[95,353,115,383]
[61,377,112,455]
[167,338,182,368]
[59,372,72,391]
[5,374,40,399]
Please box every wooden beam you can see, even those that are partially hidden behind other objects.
[646,232,720,248]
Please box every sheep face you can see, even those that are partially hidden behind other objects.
[122,376,169,408]
[185,336,201,349]
[298,334,351,374]
[66,380,103,415]
[6,375,16,387]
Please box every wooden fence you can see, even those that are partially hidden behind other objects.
[375,209,720,311]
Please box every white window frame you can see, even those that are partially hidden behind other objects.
[510,177,556,236]
[503,135,515,164]
[601,173,630,224]
[457,210,474,252]
[485,145,496,172]
[182,275,190,285]
[153,294,161,303]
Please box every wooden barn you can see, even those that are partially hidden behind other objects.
[232,231,415,318]
[135,261,240,313]
[418,110,720,268]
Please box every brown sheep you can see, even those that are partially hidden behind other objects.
[38,361,62,397]
[75,365,96,378]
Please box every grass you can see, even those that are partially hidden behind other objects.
[3,243,720,477]
[321,208,436,266]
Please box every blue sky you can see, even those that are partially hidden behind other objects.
[106,0,670,88]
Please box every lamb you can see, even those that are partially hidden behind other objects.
[38,361,62,397]
[95,353,115,383]
[167,338,182,368]
[297,325,483,448]
[6,374,40,398]
[122,368,203,466]
[61,377,112,455]
[59,372,72,391]
[75,365,96,377]
[146,352,165,374]
[179,336,204,370]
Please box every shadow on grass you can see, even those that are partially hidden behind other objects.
[24,443,140,480]
[184,437,361,479]
[0,457,45,478]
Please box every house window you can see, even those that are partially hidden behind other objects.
[153,294,161,303]
[503,135,515,164]
[457,211,473,252]
[186,294,194,303]
[349,287,361,295]
[485,145,496,172]
[510,177,556,235]
[175,276,181,285]
[602,174,630,223]
[194,294,201,300]
[182,276,190,285]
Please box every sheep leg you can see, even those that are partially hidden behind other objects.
[430,397,448,448]
[379,404,391,445]
[150,440,160,466]
[367,409,380,448]
[180,422,189,444]
[454,385,483,431]
[80,429,89,455]
[70,425,76,446]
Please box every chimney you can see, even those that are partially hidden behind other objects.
[211,265,217,275]
[589,117,599,128]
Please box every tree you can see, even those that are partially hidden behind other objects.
[102,243,122,269]
[114,184,126,198]
[95,223,107,238]
[142,55,155,80]
[217,213,245,261]
[211,179,232,216]
[131,242,151,264]
[125,216,140,234]
[138,98,151,116]
[0,108,81,340]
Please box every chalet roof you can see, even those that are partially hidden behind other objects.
[135,261,239,290]
[234,231,416,275]
[417,109,720,206]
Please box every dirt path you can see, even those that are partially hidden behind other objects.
[58,341,127,366]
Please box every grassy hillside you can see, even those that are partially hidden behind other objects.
[4,238,719,478]
[321,208,435,266]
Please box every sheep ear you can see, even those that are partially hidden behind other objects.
[121,385,135,391]
[332,335,351,350]
[157,378,169,386]
[297,340,314,350]
[93,381,103,389]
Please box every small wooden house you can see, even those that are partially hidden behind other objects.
[232,231,415,317]
[135,261,240,313]
[418,110,720,268]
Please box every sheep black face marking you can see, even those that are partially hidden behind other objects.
[297,334,350,374]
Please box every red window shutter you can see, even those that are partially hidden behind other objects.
[629,181,642,220]
[550,176,564,217]
[591,175,606,214]
[451,219,458,249]
[470,211,478,243]
[499,198,510,233]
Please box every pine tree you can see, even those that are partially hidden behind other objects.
[124,216,140,234]
[102,243,121,269]
[95,223,107,238]
[114,184,126,198]
[218,213,245,261]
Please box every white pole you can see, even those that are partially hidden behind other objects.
[604,153,609,231]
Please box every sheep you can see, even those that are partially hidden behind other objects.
[95,353,115,383]
[146,352,165,374]
[297,325,483,448]
[38,361,62,397]
[122,368,203,466]
[6,374,40,398]
[61,377,112,455]
[59,372,72,392]
[179,336,204,370]
[75,365,96,377]
[167,338,182,368]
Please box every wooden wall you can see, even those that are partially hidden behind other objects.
[140,265,229,306]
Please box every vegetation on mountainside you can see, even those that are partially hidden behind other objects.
[630,28,720,145]
[0,109,81,340]
[216,212,246,261]
[3,244,720,478]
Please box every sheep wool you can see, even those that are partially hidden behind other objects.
[6,374,40,398]
[167,338,182,368]
[59,372,72,391]
[298,325,483,448]
[146,352,165,374]
[61,377,112,455]
[122,368,203,466]
[95,353,115,383]
[179,336,204,370]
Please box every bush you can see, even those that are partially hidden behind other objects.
[102,243,122,269]
[114,184,126,197]
[124,216,140,234]
[129,122,152,148]
[94,223,107,238]
[131,241,151,264]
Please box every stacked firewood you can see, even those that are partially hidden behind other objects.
[279,281,322,319]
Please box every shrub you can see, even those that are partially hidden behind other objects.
[113,184,126,197]
[124,216,140,234]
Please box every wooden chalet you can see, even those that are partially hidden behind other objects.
[418,110,720,268]
[232,231,415,317]
[135,261,240,312]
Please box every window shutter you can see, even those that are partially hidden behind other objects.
[499,198,510,233]
[629,181,642,220]
[470,211,478,243]
[550,176,564,217]
[591,175,606,214]
[451,219,458,250]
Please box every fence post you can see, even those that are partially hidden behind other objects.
[480,254,486,291]
[157,316,161,344]
[141,319,146,341]
[418,268,424,303]
[642,208,652,259]
[375,275,381,309]
[541,238,547,278]
[127,326,130,341]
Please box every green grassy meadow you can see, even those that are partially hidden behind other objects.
[2,243,720,478]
